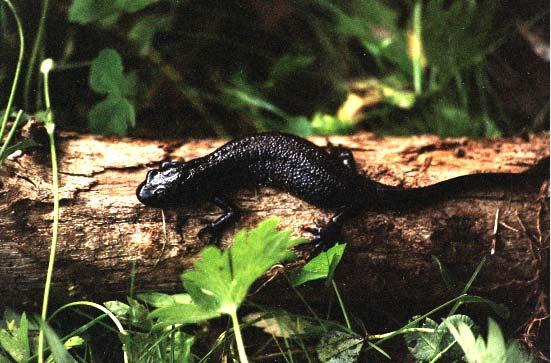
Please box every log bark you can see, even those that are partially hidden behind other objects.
[0,132,548,318]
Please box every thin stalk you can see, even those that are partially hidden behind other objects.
[411,0,423,94]
[0,109,23,166]
[37,58,57,363]
[51,60,93,72]
[37,117,58,363]
[0,0,24,142]
[282,273,325,330]
[368,327,435,340]
[428,339,457,363]
[366,294,467,350]
[230,310,249,363]
[23,0,49,110]
[331,280,351,329]
[448,257,486,316]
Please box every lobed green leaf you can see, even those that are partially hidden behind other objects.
[291,243,346,287]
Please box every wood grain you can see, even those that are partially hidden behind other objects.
[0,132,548,320]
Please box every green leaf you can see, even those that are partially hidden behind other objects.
[68,0,119,24]
[104,301,130,319]
[150,218,306,327]
[291,243,346,287]
[423,0,497,88]
[114,0,158,13]
[137,292,192,308]
[224,87,288,120]
[128,15,172,55]
[120,71,141,100]
[0,313,30,363]
[269,54,315,85]
[311,113,353,135]
[434,102,481,137]
[328,0,411,75]
[445,317,534,363]
[317,330,363,363]
[127,298,151,329]
[38,319,76,363]
[183,217,305,314]
[89,49,124,95]
[69,0,156,24]
[149,302,221,327]
[283,116,314,137]
[439,315,477,361]
[431,255,460,293]
[482,115,502,138]
[88,95,135,136]
[404,314,475,362]
[243,311,316,338]
[380,85,416,109]
[403,317,440,361]
[63,336,84,350]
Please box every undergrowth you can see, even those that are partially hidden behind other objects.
[1,0,548,137]
[0,217,536,362]
[0,0,546,362]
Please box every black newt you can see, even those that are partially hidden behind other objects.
[136,132,549,249]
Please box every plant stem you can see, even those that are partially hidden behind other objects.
[23,0,49,110]
[0,109,23,166]
[0,0,24,142]
[230,310,249,363]
[428,339,457,363]
[365,294,467,352]
[37,59,57,363]
[411,0,423,94]
[448,257,486,316]
[368,327,435,340]
[331,280,351,329]
[37,118,58,363]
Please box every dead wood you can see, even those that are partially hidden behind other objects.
[0,132,548,320]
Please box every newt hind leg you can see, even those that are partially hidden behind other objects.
[303,208,350,253]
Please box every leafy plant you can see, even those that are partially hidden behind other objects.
[317,330,363,363]
[404,314,475,362]
[68,0,159,26]
[292,243,346,287]
[446,318,534,363]
[149,217,306,362]
[0,313,30,363]
[0,0,27,167]
[88,49,136,135]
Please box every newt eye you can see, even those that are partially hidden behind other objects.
[161,161,179,170]
[153,186,166,196]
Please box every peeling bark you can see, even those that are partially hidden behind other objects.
[0,132,548,319]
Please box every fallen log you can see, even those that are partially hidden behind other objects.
[0,132,548,320]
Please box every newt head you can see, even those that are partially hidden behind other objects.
[136,160,209,208]
[137,168,177,208]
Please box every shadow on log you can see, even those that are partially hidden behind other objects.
[0,132,548,326]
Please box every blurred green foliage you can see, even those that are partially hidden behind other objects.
[0,0,548,137]
[88,49,136,135]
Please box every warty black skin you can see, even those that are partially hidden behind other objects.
[137,132,549,248]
